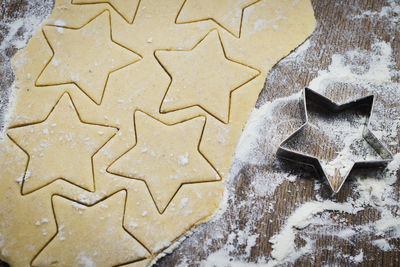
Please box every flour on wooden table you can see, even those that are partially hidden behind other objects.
[197,21,400,267]
[0,0,399,266]
[171,1,400,265]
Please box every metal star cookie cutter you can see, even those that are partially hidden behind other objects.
[276,87,393,193]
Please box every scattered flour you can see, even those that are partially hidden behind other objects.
[179,197,189,208]
[53,19,66,34]
[202,250,259,267]
[0,1,399,266]
[53,19,66,27]
[352,250,364,263]
[253,19,268,32]
[76,253,96,267]
[269,200,360,261]
[71,202,88,211]
[198,28,399,267]
[178,152,189,166]
[285,39,311,60]
[353,0,400,24]
[372,239,393,251]
[262,40,399,265]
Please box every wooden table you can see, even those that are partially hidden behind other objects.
[0,0,399,266]
[157,1,400,266]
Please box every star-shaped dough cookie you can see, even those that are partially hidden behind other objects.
[7,93,117,195]
[36,11,141,104]
[72,0,140,23]
[155,30,259,123]
[176,0,260,37]
[32,190,149,266]
[108,111,220,213]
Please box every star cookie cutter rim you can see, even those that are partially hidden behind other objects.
[276,87,393,193]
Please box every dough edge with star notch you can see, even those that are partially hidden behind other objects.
[32,190,150,266]
[176,0,261,37]
[72,0,141,23]
[107,111,220,213]
[7,93,118,194]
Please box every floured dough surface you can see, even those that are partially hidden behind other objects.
[0,0,315,265]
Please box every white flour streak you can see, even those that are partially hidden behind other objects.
[353,0,400,24]
[264,40,400,265]
[269,200,360,262]
[202,36,400,266]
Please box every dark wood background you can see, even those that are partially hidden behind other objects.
[0,0,399,266]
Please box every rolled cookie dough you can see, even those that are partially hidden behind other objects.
[0,0,315,265]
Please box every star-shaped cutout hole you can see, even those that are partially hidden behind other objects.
[176,0,260,37]
[8,93,117,195]
[107,111,220,213]
[277,88,393,193]
[36,10,141,104]
[32,190,149,266]
[72,0,141,24]
[155,30,260,124]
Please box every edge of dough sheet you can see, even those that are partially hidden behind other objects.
[1,13,53,140]
[0,0,316,266]
[150,5,317,266]
[148,34,317,267]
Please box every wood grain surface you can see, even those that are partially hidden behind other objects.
[0,0,399,266]
[157,0,400,266]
